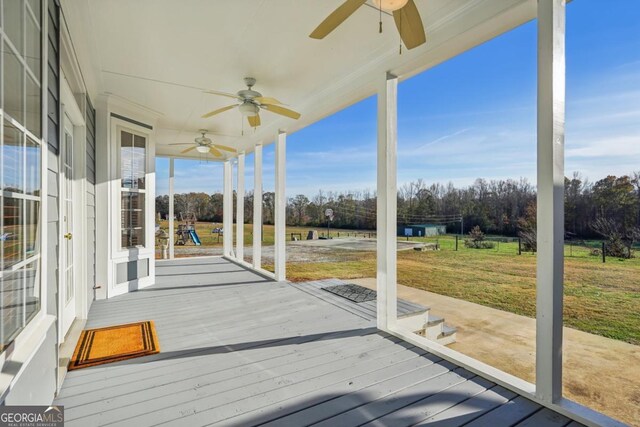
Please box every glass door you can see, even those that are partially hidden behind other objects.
[61,114,75,337]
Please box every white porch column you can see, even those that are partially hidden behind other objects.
[253,144,263,270]
[536,0,566,404]
[223,160,233,257]
[377,72,398,330]
[236,152,245,260]
[168,157,175,259]
[274,131,286,281]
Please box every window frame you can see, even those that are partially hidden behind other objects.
[0,0,45,355]
[115,124,150,251]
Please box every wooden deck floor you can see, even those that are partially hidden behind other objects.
[55,257,582,427]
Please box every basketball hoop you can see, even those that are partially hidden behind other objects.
[325,208,334,238]
[325,208,334,221]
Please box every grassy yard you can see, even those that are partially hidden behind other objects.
[284,236,640,346]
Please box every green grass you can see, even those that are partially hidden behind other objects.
[286,235,640,345]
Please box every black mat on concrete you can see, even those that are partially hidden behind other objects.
[322,283,377,303]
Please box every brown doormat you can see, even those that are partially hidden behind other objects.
[68,321,160,370]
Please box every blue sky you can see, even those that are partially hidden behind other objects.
[157,0,640,196]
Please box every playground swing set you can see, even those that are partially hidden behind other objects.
[176,212,202,246]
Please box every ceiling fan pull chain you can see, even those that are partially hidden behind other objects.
[379,3,382,33]
[399,13,403,54]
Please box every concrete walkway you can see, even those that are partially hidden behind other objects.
[350,278,639,426]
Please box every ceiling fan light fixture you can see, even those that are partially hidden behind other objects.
[238,102,259,117]
[372,0,409,12]
[196,145,210,154]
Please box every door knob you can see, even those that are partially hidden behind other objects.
[64,233,72,240]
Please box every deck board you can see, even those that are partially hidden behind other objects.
[55,257,583,427]
[465,395,541,427]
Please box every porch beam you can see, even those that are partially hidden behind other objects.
[274,131,286,281]
[376,72,398,330]
[236,152,245,261]
[536,0,566,404]
[223,160,233,257]
[168,157,175,259]
[253,144,263,270]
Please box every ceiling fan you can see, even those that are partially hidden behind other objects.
[202,77,301,128]
[310,0,426,51]
[169,130,237,157]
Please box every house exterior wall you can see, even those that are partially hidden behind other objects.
[46,0,60,318]
[1,0,101,405]
[3,324,57,405]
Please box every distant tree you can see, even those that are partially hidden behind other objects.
[209,193,223,222]
[591,217,639,258]
[592,175,637,230]
[464,225,495,249]
[517,201,537,252]
[244,192,254,223]
[262,192,275,225]
[154,169,640,239]
[565,172,586,235]
[155,195,169,219]
[289,195,310,226]
[633,171,640,226]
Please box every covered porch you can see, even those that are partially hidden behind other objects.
[55,257,580,427]
[56,0,628,425]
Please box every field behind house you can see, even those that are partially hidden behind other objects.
[156,220,371,247]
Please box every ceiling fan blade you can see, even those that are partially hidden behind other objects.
[247,114,261,128]
[204,90,241,100]
[262,104,301,120]
[254,96,283,106]
[180,146,197,154]
[309,0,366,39]
[212,144,237,153]
[393,0,426,50]
[201,104,237,119]
[209,146,223,157]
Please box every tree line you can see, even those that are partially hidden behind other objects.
[156,172,640,240]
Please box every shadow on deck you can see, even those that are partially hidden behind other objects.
[54,257,581,427]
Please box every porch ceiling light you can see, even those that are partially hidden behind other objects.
[196,145,209,154]
[372,0,409,12]
[238,102,259,117]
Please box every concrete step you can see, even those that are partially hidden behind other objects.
[426,314,444,327]
[436,324,457,346]
[424,314,445,341]
[439,324,456,337]
[397,308,430,332]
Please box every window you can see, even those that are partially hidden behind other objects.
[1,0,43,351]
[120,129,147,249]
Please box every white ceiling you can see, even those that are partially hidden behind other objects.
[61,0,536,160]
